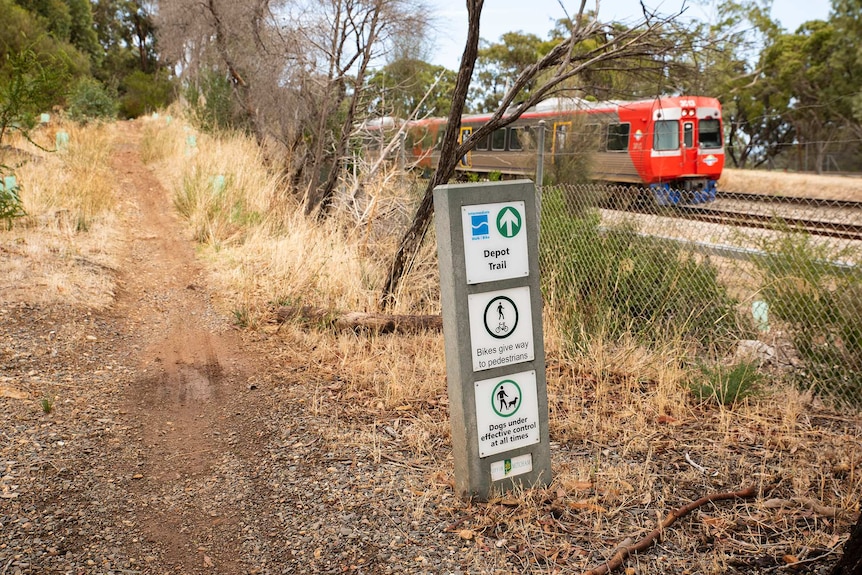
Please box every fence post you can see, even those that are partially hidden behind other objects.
[535,121,546,221]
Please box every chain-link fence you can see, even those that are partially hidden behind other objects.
[537,182,862,409]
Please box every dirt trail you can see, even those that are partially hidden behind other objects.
[105,123,255,572]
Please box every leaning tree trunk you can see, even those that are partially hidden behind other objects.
[379,0,484,309]
[831,509,862,575]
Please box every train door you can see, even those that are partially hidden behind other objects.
[682,120,697,171]
[552,121,571,163]
[459,126,472,168]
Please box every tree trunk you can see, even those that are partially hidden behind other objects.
[207,0,264,143]
[379,0,484,309]
[831,510,862,575]
[276,305,442,334]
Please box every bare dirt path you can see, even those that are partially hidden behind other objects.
[106,123,253,572]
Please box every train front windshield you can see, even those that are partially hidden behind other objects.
[698,119,722,149]
[654,120,679,151]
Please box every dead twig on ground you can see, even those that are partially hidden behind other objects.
[763,497,861,522]
[580,485,762,575]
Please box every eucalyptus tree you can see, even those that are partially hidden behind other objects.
[677,0,794,168]
[760,21,844,172]
[295,0,430,216]
[470,31,554,112]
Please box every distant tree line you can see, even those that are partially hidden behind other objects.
[1,0,172,130]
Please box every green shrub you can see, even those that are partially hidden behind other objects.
[754,233,862,407]
[0,171,26,228]
[119,69,175,118]
[67,78,117,123]
[1,46,76,144]
[540,185,745,356]
[184,70,236,132]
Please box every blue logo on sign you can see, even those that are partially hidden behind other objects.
[470,213,490,239]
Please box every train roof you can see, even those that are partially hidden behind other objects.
[363,95,721,129]
[462,95,720,122]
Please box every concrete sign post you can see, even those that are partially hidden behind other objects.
[434,179,551,500]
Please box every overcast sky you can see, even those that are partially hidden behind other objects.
[426,0,832,70]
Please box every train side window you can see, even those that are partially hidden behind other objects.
[491,128,507,151]
[683,122,694,148]
[585,124,603,152]
[698,119,722,149]
[606,123,630,151]
[654,120,679,151]
[475,133,489,151]
[508,127,523,151]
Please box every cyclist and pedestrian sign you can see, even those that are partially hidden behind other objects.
[468,286,534,371]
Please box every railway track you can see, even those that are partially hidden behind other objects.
[670,204,862,242]
[610,192,862,242]
[716,191,862,209]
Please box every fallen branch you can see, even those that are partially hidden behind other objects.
[276,305,442,334]
[763,497,860,522]
[581,485,761,575]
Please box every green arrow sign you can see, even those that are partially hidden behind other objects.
[496,206,522,238]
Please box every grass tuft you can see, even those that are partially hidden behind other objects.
[690,361,763,405]
[40,396,54,414]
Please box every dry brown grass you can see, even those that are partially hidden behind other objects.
[0,121,120,309]
[720,168,862,202]
[140,115,437,321]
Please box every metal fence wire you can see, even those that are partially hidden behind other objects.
[537,182,862,410]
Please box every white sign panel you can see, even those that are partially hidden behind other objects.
[490,453,533,482]
[462,202,529,284]
[468,286,534,372]
[475,370,540,458]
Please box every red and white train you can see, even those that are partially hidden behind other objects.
[379,95,725,205]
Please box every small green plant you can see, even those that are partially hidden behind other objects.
[269,295,294,308]
[232,307,250,328]
[690,361,763,405]
[0,171,26,227]
[40,395,54,414]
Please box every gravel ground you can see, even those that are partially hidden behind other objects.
[1,123,860,575]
